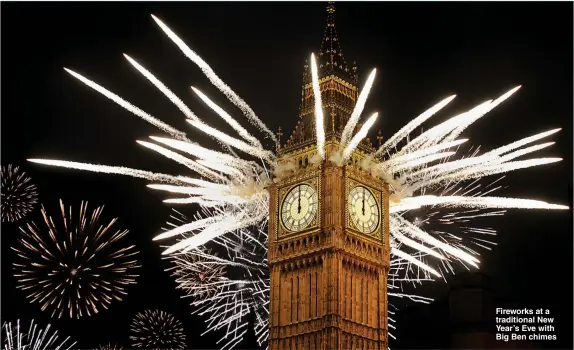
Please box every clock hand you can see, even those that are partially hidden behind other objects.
[362,188,365,215]
[298,186,301,214]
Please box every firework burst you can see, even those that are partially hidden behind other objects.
[12,199,140,319]
[1,164,38,223]
[130,309,187,349]
[164,209,268,350]
[28,13,568,347]
[165,212,228,300]
[2,320,76,350]
[97,342,123,350]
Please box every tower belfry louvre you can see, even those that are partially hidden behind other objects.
[268,3,390,349]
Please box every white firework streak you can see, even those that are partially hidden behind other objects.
[27,14,568,348]
[150,15,276,142]
[2,320,76,350]
[340,68,377,146]
[310,53,326,160]
[342,112,379,161]
[376,95,457,155]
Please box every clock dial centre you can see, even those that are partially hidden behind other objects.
[348,185,380,234]
[281,183,318,232]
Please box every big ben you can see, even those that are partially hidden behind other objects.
[267,3,390,349]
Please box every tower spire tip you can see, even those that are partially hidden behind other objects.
[327,2,335,14]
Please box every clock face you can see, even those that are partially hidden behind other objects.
[348,186,380,234]
[281,183,318,232]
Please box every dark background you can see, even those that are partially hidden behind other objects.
[1,2,572,349]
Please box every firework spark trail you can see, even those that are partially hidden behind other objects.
[340,68,377,146]
[123,54,200,122]
[150,137,235,163]
[154,216,221,241]
[130,309,187,350]
[137,140,224,181]
[124,53,264,158]
[165,215,245,254]
[400,100,493,157]
[494,142,555,163]
[390,152,456,173]
[444,157,563,183]
[73,52,274,165]
[424,100,496,150]
[392,215,479,264]
[485,128,562,157]
[1,165,38,223]
[383,139,468,169]
[126,50,270,157]
[185,119,275,162]
[12,199,140,319]
[404,153,494,182]
[150,136,259,175]
[444,86,521,143]
[170,211,267,255]
[35,49,277,257]
[150,15,276,142]
[390,247,441,277]
[342,112,378,161]
[390,195,569,212]
[310,53,325,159]
[64,68,189,140]
[196,160,246,179]
[192,87,263,149]
[27,159,185,183]
[392,231,446,260]
[2,320,76,350]
[376,95,457,155]
[148,184,230,197]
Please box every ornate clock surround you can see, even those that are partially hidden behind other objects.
[345,177,385,243]
[276,175,321,240]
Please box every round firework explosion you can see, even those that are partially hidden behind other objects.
[97,342,123,350]
[129,309,187,349]
[12,199,140,319]
[166,247,227,299]
[1,164,38,223]
[2,319,76,350]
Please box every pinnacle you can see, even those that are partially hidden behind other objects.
[318,2,352,79]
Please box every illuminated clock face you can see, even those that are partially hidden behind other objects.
[348,186,380,234]
[281,183,318,232]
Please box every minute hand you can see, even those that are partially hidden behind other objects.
[298,186,301,213]
[362,189,365,215]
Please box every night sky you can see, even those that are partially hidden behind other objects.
[1,2,572,349]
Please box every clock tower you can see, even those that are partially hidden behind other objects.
[267,3,390,349]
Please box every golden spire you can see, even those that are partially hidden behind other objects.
[319,1,351,78]
[327,1,335,14]
[377,130,384,147]
[282,2,369,154]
